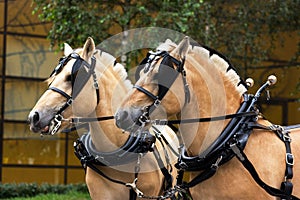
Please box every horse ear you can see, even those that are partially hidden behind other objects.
[64,43,73,56]
[165,39,174,44]
[174,36,190,59]
[82,37,96,59]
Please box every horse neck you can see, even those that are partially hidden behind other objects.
[89,64,130,152]
[179,54,246,156]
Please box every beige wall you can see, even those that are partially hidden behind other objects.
[246,31,299,125]
[1,0,84,184]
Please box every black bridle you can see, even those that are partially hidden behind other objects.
[47,52,100,135]
[134,50,190,127]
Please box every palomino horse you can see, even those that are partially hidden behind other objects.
[115,37,300,199]
[28,37,179,199]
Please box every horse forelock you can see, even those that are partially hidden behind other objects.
[156,39,177,52]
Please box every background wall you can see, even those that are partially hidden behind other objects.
[0,0,84,184]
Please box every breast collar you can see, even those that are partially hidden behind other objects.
[176,93,256,171]
[74,130,156,166]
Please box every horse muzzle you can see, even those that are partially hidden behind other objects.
[27,110,55,134]
[115,107,145,133]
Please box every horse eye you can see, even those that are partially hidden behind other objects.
[66,75,72,82]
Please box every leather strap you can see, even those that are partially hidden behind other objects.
[230,143,299,200]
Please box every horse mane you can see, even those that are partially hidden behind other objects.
[157,39,248,95]
[113,62,133,90]
[97,49,133,90]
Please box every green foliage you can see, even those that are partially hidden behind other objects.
[32,0,299,73]
[0,183,88,199]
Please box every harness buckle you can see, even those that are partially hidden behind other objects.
[151,119,168,125]
[66,98,73,106]
[230,143,245,161]
[51,114,63,135]
[138,115,148,127]
[154,99,161,107]
[92,73,99,89]
[286,153,294,166]
[212,156,223,169]
[178,161,188,169]
[283,133,291,142]
[125,178,144,198]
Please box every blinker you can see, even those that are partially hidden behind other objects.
[49,53,81,77]
[135,51,168,82]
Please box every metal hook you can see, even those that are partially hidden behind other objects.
[125,178,144,198]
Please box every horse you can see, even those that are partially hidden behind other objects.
[115,37,300,199]
[27,37,179,199]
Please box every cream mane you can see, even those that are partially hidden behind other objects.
[97,49,133,90]
[157,39,247,95]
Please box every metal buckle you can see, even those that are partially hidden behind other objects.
[51,114,63,135]
[125,178,144,198]
[151,119,168,125]
[283,134,291,142]
[286,153,294,166]
[154,99,161,107]
[138,115,148,126]
[212,156,223,169]
[230,143,245,161]
[66,98,73,106]
[178,161,188,169]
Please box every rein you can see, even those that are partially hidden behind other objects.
[149,110,258,125]
[60,111,257,131]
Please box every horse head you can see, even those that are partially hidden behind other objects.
[115,37,190,132]
[28,37,99,134]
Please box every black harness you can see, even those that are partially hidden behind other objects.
[133,50,299,200]
[75,130,156,167]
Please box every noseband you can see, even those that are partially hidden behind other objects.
[48,52,100,135]
[134,51,190,127]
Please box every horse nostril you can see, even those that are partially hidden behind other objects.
[117,110,128,122]
[115,109,131,129]
[30,112,40,125]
